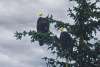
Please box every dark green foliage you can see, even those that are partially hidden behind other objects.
[15,0,100,67]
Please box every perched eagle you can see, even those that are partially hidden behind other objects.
[37,17,49,46]
[37,17,49,33]
[59,27,74,52]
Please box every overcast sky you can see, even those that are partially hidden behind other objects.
[1,0,100,67]
[0,0,73,67]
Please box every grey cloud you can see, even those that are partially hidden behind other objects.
[0,27,47,67]
[0,0,72,67]
[0,0,71,31]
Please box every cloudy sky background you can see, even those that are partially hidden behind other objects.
[0,0,100,67]
[0,0,72,67]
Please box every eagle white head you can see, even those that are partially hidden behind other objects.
[37,10,44,17]
[59,27,67,32]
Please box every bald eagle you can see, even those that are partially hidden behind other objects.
[37,17,49,46]
[60,31,74,52]
[37,17,49,33]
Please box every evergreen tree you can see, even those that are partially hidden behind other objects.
[15,0,100,67]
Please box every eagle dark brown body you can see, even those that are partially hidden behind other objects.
[60,32,74,51]
[37,17,49,46]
